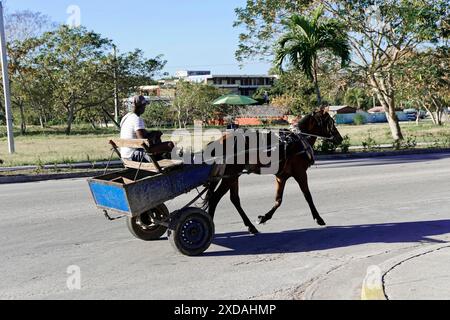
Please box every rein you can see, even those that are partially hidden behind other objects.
[297,132,334,141]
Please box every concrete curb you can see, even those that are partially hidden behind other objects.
[1,148,450,185]
[379,243,450,300]
[317,148,450,161]
[361,243,450,300]
[0,171,106,185]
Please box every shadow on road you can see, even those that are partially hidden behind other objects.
[206,219,450,257]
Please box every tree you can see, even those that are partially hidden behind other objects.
[398,47,450,125]
[321,0,447,141]
[2,10,56,133]
[345,88,369,110]
[234,0,313,63]
[173,82,224,128]
[274,7,351,106]
[5,10,55,42]
[31,25,113,134]
[269,69,316,115]
[234,0,448,142]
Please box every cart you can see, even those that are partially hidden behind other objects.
[88,139,224,256]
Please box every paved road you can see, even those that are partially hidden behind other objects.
[1,153,450,300]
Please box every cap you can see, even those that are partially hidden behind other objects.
[133,95,148,108]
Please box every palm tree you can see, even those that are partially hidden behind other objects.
[275,6,351,106]
[345,88,368,110]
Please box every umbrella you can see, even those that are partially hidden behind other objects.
[212,94,258,128]
[212,94,258,106]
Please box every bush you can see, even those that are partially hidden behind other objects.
[362,134,378,151]
[339,135,351,153]
[354,114,366,125]
[316,140,338,154]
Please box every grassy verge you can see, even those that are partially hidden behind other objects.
[1,122,449,167]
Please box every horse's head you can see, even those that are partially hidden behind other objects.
[297,108,343,145]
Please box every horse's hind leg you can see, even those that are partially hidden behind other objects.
[208,180,232,220]
[257,175,289,225]
[229,180,259,235]
[294,172,326,226]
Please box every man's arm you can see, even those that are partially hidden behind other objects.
[136,129,149,140]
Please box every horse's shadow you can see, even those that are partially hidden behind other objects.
[206,219,450,256]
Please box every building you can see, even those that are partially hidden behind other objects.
[328,105,357,116]
[176,70,276,97]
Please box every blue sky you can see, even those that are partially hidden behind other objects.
[5,0,272,76]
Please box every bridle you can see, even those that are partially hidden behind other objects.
[295,113,336,141]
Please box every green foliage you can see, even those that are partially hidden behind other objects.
[269,70,317,115]
[172,82,225,128]
[142,102,175,128]
[339,135,351,153]
[234,0,448,141]
[315,140,338,154]
[5,20,166,135]
[362,134,379,152]
[274,7,351,104]
[395,46,449,126]
[353,114,366,126]
[345,88,369,110]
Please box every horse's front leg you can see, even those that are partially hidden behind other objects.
[257,175,289,225]
[294,172,326,226]
[229,179,259,235]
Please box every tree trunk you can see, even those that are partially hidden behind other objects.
[313,58,322,106]
[371,76,403,142]
[66,107,75,135]
[378,92,404,141]
[18,102,26,135]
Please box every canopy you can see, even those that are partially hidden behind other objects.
[212,94,258,106]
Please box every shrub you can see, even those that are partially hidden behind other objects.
[362,134,378,151]
[316,140,338,154]
[339,135,351,153]
[354,114,366,125]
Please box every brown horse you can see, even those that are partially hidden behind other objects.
[204,109,344,234]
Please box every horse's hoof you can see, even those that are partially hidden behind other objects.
[257,216,267,225]
[315,217,326,226]
[248,226,260,235]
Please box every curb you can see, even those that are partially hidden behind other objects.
[316,148,450,161]
[361,243,450,300]
[1,148,450,185]
[0,171,107,185]
[379,244,450,300]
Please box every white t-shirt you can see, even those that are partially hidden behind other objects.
[120,113,146,159]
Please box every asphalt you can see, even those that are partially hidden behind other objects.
[0,153,449,300]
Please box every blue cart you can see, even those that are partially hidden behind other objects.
[88,139,223,256]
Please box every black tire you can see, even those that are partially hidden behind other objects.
[168,208,215,256]
[127,204,169,241]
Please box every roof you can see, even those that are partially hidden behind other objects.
[329,105,354,112]
[210,75,277,79]
[237,105,285,118]
[368,107,385,113]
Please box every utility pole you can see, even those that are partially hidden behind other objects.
[0,1,14,153]
[112,44,119,124]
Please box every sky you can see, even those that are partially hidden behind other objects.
[5,0,272,77]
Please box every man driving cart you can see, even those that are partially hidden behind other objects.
[120,95,175,162]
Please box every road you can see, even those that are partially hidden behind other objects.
[1,153,450,300]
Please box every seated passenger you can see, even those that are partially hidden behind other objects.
[120,95,174,162]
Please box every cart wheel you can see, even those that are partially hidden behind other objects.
[168,208,215,256]
[127,204,169,241]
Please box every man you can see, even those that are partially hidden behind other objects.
[120,95,174,162]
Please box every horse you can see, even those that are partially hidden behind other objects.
[203,109,344,235]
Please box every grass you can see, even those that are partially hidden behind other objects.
[1,122,449,168]
[338,122,450,147]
